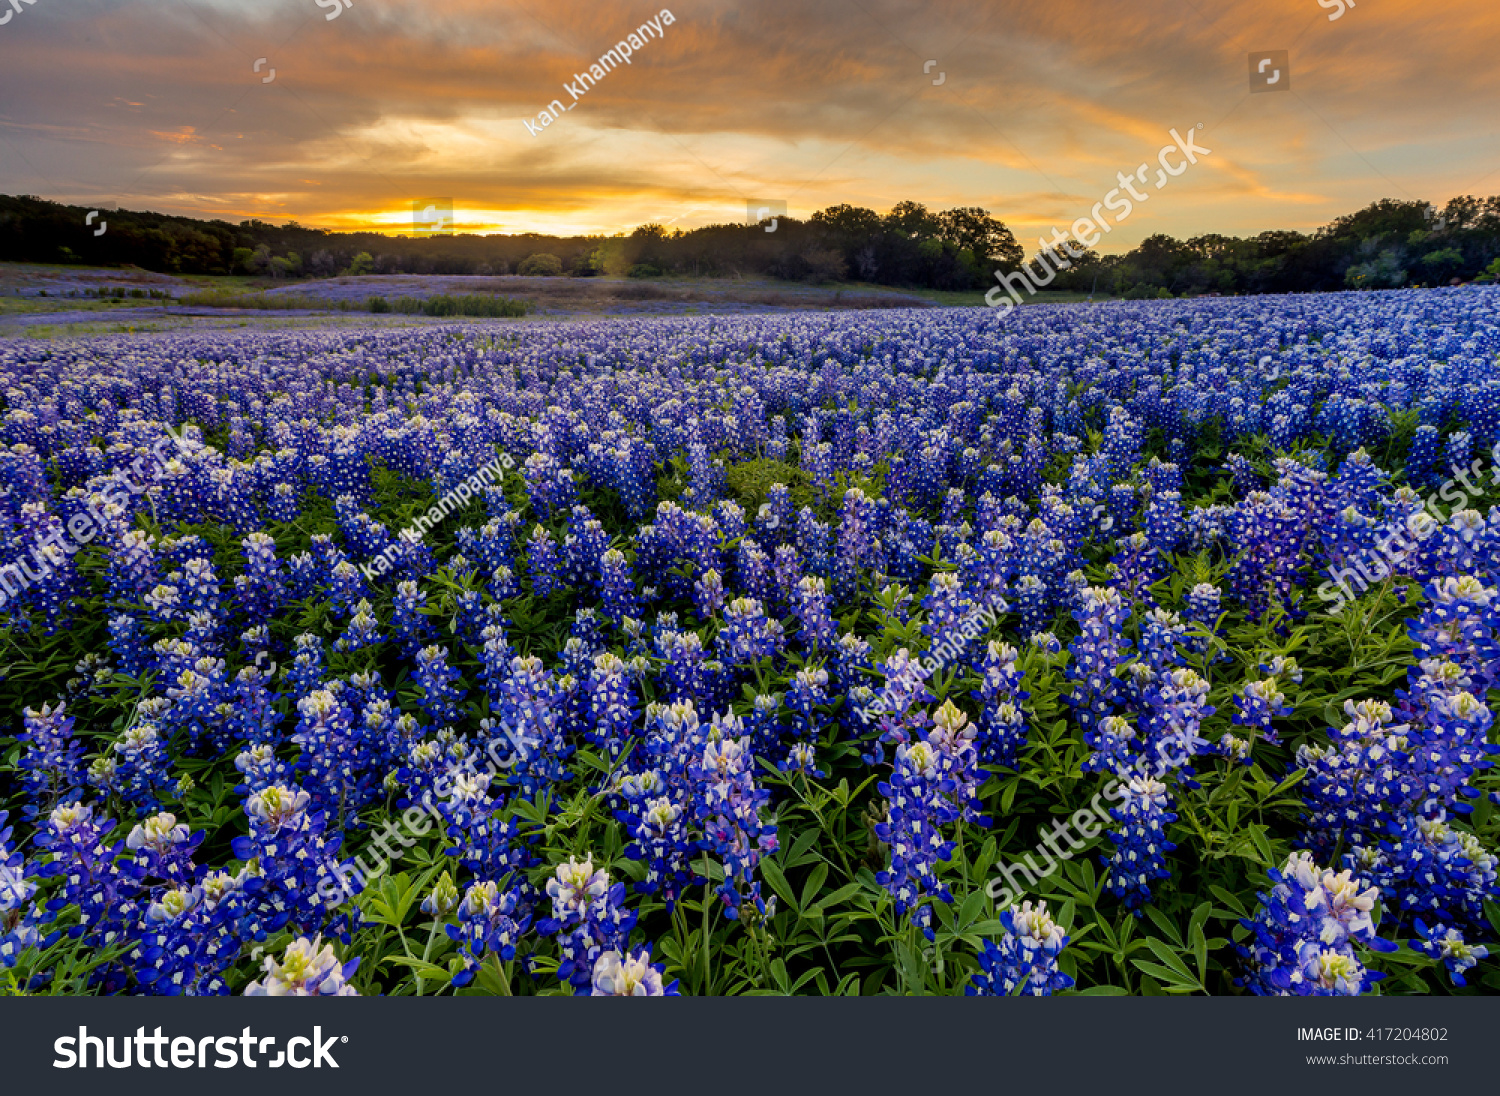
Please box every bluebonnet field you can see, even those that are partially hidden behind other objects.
[2,287,1500,997]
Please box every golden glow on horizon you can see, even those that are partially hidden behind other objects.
[1,0,1496,247]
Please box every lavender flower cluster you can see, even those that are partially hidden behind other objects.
[1,290,1498,995]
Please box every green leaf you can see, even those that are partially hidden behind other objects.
[799,862,829,914]
[1000,779,1021,814]
[1131,960,1197,990]
[1190,922,1209,983]
[1188,901,1212,941]
[1247,824,1275,866]
[1270,769,1305,796]
[1486,900,1500,940]
[1143,937,1198,986]
[1209,885,1250,918]
[959,886,988,928]
[769,958,790,993]
[1143,905,1182,946]
[895,940,929,994]
[787,968,823,994]
[817,882,864,910]
[385,957,453,985]
[760,858,798,911]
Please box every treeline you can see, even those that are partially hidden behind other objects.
[0,194,1021,291]
[1035,197,1500,297]
[3,193,1499,295]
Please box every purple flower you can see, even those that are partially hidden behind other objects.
[243,935,360,996]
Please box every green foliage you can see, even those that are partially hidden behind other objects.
[173,290,530,317]
[2,363,1496,997]
[13,451,1477,996]
[723,457,807,511]
[177,290,331,309]
[516,253,563,276]
[1346,248,1409,289]
[383,294,531,317]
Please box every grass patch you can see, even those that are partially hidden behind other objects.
[177,290,333,310]
[725,457,808,511]
[177,290,531,317]
[378,294,531,318]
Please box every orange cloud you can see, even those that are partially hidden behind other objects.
[0,0,1494,245]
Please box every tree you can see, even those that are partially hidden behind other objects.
[1321,199,1429,242]
[810,204,882,242]
[1253,230,1308,256]
[800,247,848,283]
[517,253,563,276]
[1441,195,1483,231]
[937,207,1022,269]
[809,204,883,269]
[243,244,273,275]
[9,188,1500,295]
[1345,248,1407,289]
[1186,234,1239,260]
[1419,247,1464,282]
[885,201,940,239]
[627,224,668,271]
[586,239,630,277]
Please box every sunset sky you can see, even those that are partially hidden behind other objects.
[0,0,1496,251]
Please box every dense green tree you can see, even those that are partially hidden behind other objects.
[937,206,1023,269]
[517,253,563,276]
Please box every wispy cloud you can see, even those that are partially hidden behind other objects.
[0,0,1495,244]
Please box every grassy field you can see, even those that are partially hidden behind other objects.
[0,262,1113,337]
